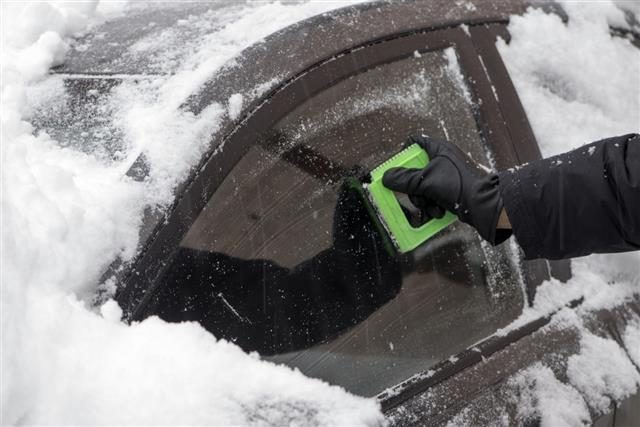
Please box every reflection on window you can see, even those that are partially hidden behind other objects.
[146,48,524,396]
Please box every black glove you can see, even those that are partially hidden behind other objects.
[382,135,510,245]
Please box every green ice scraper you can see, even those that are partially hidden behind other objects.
[365,143,457,253]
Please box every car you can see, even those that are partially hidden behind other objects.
[44,0,639,424]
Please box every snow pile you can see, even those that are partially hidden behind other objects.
[566,332,640,414]
[497,2,639,157]
[5,301,381,425]
[1,1,382,425]
[509,363,590,426]
[1,2,122,82]
[506,311,638,425]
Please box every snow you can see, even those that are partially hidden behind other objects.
[444,47,472,103]
[509,363,590,427]
[497,3,640,157]
[623,318,640,366]
[1,1,382,425]
[228,93,244,121]
[566,332,640,414]
[496,252,640,336]
[4,294,384,425]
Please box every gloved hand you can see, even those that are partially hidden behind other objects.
[382,135,511,245]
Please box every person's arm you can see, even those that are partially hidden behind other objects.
[383,134,640,261]
[499,133,639,259]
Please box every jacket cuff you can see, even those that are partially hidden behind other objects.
[491,196,512,245]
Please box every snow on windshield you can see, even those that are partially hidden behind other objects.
[1,1,382,425]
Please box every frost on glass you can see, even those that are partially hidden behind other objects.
[148,49,524,396]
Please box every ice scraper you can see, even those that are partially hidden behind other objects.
[362,143,457,253]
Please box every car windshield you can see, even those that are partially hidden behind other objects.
[145,47,524,396]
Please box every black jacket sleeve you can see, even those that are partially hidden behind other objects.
[499,133,640,260]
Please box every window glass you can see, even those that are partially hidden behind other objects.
[147,48,524,396]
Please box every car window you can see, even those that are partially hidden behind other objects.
[146,48,524,396]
